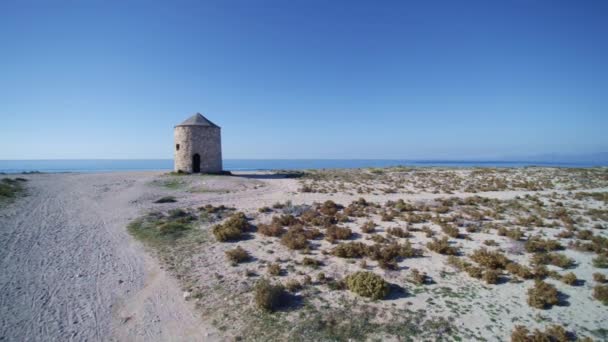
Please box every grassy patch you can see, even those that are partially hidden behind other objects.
[0,177,27,204]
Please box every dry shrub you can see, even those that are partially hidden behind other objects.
[447,255,470,271]
[325,225,352,243]
[387,227,410,238]
[506,262,534,280]
[561,272,577,285]
[284,279,302,293]
[212,212,249,242]
[525,236,563,253]
[593,284,608,305]
[258,223,285,237]
[272,214,300,227]
[225,246,250,264]
[577,229,594,240]
[280,226,312,250]
[332,242,368,258]
[511,324,573,342]
[254,279,287,312]
[267,263,282,276]
[484,239,499,246]
[319,200,341,216]
[531,253,575,269]
[301,257,322,268]
[556,230,574,239]
[345,271,390,300]
[427,236,459,255]
[361,220,376,233]
[483,269,500,284]
[408,268,431,285]
[593,272,607,283]
[421,225,435,237]
[527,280,559,309]
[441,224,461,238]
[381,211,395,222]
[593,255,608,268]
[470,248,510,269]
[466,266,483,279]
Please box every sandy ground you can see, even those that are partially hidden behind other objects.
[1,169,607,341]
[0,172,219,341]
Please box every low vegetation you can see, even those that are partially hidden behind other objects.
[212,212,249,241]
[254,279,288,312]
[0,177,27,202]
[345,271,390,300]
[527,280,559,309]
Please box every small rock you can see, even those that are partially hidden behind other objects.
[183,291,191,300]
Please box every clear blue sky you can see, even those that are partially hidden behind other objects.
[1,0,606,160]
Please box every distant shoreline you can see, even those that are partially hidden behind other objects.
[0,159,606,174]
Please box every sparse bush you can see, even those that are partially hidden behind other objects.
[466,266,483,279]
[483,269,500,284]
[527,280,559,309]
[361,220,376,233]
[483,239,499,246]
[280,226,310,250]
[593,273,607,283]
[408,268,431,285]
[212,212,249,241]
[254,279,287,312]
[332,242,368,258]
[556,230,574,239]
[561,272,577,285]
[387,227,410,238]
[577,229,594,240]
[427,236,459,255]
[225,246,250,264]
[301,257,322,268]
[258,223,285,237]
[284,279,302,293]
[511,324,573,342]
[506,262,534,280]
[470,248,510,269]
[593,255,608,268]
[157,221,191,236]
[319,200,341,216]
[268,263,282,276]
[325,225,352,243]
[525,236,563,253]
[531,253,575,269]
[345,271,390,300]
[593,284,608,305]
[441,224,460,238]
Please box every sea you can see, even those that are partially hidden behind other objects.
[0,159,604,174]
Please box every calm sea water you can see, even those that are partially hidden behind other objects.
[0,159,602,173]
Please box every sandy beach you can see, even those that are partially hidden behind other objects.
[1,168,607,341]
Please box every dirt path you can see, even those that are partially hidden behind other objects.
[0,172,218,341]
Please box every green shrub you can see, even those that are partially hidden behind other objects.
[225,246,250,264]
[593,284,608,305]
[427,236,459,255]
[254,279,287,312]
[527,280,559,309]
[345,271,390,300]
[0,178,25,200]
[212,212,249,242]
[157,221,191,235]
[593,255,608,268]
[470,248,510,269]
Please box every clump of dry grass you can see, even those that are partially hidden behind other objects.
[280,225,320,250]
[483,269,500,284]
[212,212,249,242]
[426,236,459,255]
[527,280,559,309]
[258,222,285,237]
[408,268,431,285]
[506,262,534,280]
[225,246,250,264]
[593,255,608,268]
[267,263,282,276]
[284,279,302,293]
[440,224,461,239]
[497,227,525,241]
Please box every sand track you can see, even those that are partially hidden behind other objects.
[0,172,217,341]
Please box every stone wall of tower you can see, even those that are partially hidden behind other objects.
[174,125,222,173]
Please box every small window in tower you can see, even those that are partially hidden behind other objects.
[176,144,180,151]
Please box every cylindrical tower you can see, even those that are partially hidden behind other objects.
[174,113,222,173]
